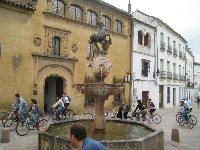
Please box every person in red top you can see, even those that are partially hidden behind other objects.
[148,98,156,116]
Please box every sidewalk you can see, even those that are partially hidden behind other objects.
[0,104,199,150]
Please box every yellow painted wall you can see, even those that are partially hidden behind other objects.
[0,0,131,112]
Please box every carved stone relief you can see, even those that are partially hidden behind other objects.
[71,43,78,52]
[33,37,42,47]
[44,26,71,57]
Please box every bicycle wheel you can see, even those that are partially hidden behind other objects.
[176,113,181,122]
[37,119,48,131]
[188,118,194,129]
[152,114,162,124]
[190,115,197,125]
[16,121,30,136]
[178,116,185,126]
[83,113,93,119]
[1,113,10,125]
[4,118,18,131]
[65,109,75,120]
[142,118,151,124]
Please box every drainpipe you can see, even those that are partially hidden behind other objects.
[129,16,134,108]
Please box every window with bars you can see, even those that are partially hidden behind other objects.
[70,5,83,21]
[167,87,170,103]
[87,10,97,26]
[115,20,122,33]
[85,95,94,106]
[141,60,150,77]
[52,37,60,56]
[50,0,66,16]
[138,30,143,45]
[102,15,111,30]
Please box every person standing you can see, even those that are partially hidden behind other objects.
[197,96,200,108]
[15,93,29,122]
[68,124,107,150]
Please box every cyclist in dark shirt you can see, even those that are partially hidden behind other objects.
[133,100,147,121]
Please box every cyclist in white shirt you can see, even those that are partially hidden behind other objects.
[62,93,70,109]
[52,97,65,120]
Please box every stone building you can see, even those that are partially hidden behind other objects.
[0,0,132,112]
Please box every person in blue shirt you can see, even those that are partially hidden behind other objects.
[68,124,107,150]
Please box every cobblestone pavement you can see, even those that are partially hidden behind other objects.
[0,103,199,150]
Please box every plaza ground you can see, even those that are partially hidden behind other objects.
[0,103,200,150]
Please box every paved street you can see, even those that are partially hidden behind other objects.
[0,103,200,150]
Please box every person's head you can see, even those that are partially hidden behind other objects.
[148,99,152,101]
[68,124,87,148]
[15,93,20,100]
[137,100,142,104]
[31,99,37,105]
[180,100,184,105]
[62,93,65,97]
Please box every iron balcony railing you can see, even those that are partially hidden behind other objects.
[173,48,177,57]
[159,71,166,79]
[179,51,182,59]
[160,41,166,51]
[167,72,172,79]
[167,45,172,54]
[173,73,178,80]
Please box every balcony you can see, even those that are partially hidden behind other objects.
[179,74,186,81]
[179,51,182,59]
[159,71,166,79]
[173,48,177,57]
[173,73,178,80]
[167,45,172,54]
[160,41,166,51]
[167,72,172,80]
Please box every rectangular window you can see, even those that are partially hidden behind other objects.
[52,37,60,56]
[168,37,170,45]
[85,95,94,106]
[179,65,181,75]
[141,60,150,77]
[179,44,181,51]
[167,87,170,103]
[167,61,170,72]
[173,63,176,74]
[160,59,164,71]
[114,93,121,103]
[173,40,176,49]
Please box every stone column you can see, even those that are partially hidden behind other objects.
[94,97,106,130]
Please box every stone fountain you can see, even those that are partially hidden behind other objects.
[38,22,164,150]
[75,21,124,130]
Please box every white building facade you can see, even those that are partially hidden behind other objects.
[132,15,159,108]
[132,10,187,108]
[185,48,195,101]
[193,62,200,101]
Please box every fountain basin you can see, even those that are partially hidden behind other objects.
[38,119,164,150]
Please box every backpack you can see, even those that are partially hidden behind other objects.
[67,96,71,102]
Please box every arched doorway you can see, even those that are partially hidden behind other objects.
[44,76,64,112]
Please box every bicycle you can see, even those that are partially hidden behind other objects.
[177,113,194,129]
[2,106,17,125]
[129,111,151,124]
[16,113,48,136]
[3,107,19,131]
[176,111,197,126]
[146,111,162,124]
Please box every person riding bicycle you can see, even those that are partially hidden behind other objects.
[133,100,147,121]
[51,97,65,120]
[148,99,156,117]
[180,99,190,124]
[15,93,29,122]
[30,99,43,129]
[62,93,71,110]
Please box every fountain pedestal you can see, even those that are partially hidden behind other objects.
[94,97,107,130]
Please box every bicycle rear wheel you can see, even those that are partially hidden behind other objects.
[152,114,162,124]
[190,115,197,125]
[37,119,49,131]
[65,109,75,120]
[188,118,194,129]
[16,121,30,136]
[4,118,18,131]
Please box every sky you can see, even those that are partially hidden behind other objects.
[103,0,200,62]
